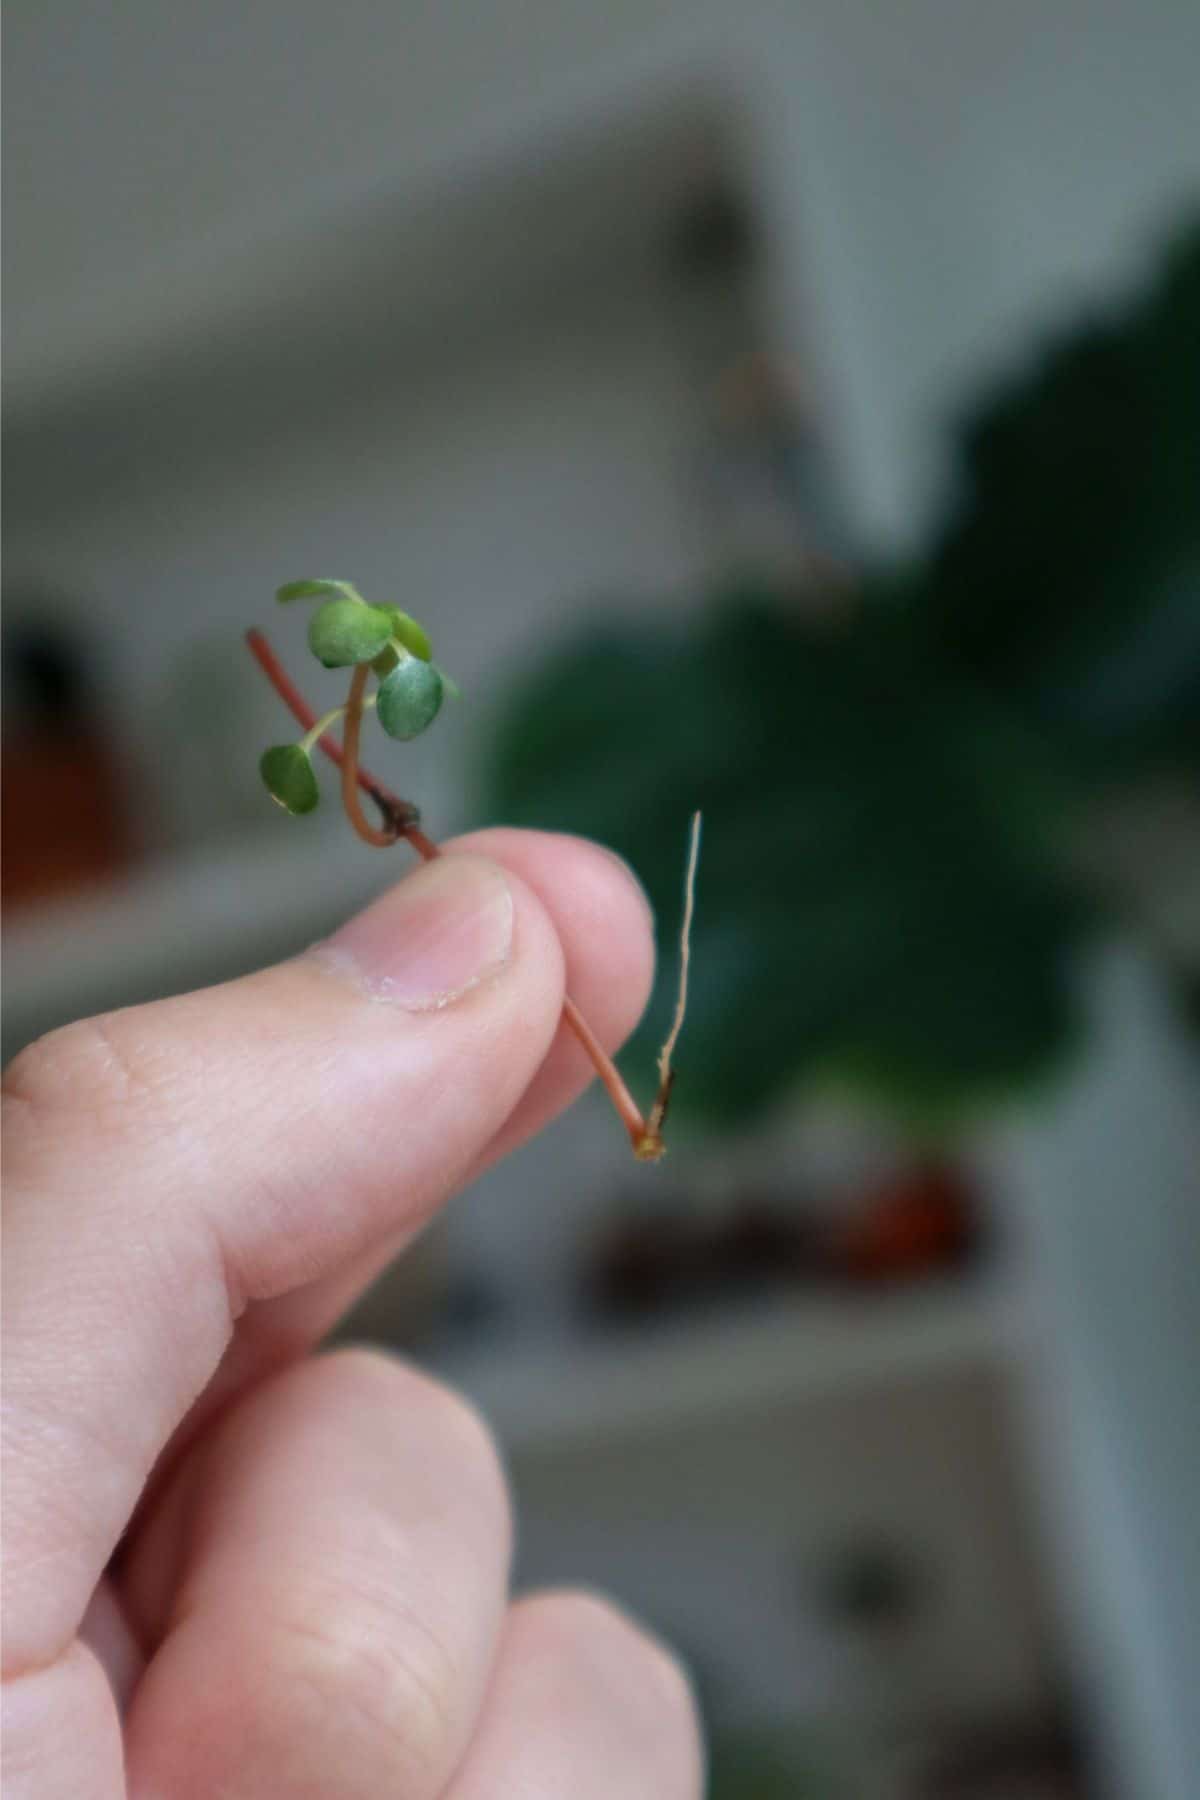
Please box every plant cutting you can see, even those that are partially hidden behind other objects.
[248,579,700,1162]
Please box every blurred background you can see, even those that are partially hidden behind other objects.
[4,2,1200,1793]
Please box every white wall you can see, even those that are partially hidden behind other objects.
[1000,950,1200,1800]
[7,277,706,850]
[8,0,1199,542]
[760,0,1200,537]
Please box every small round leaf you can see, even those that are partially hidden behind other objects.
[376,659,445,740]
[277,578,364,605]
[384,608,433,661]
[260,744,320,815]
[307,599,394,668]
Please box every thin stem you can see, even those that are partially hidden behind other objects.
[404,826,442,863]
[300,705,345,755]
[300,695,378,755]
[561,994,648,1148]
[656,810,701,1080]
[341,665,396,849]
[632,809,702,1163]
[247,627,662,1157]
[246,628,419,838]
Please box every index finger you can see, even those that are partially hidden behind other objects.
[1,834,653,1678]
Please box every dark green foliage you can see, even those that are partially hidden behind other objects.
[484,216,1200,1128]
[486,594,1086,1126]
[708,1724,852,1799]
[919,219,1200,778]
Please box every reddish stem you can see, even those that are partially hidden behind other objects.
[248,627,656,1154]
[247,629,419,841]
[562,993,649,1148]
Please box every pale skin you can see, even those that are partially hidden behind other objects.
[2,829,703,1798]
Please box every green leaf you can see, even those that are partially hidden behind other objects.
[482,592,1082,1130]
[307,599,395,668]
[377,659,444,740]
[919,218,1200,780]
[260,744,320,815]
[384,608,434,661]
[433,663,461,700]
[276,579,364,605]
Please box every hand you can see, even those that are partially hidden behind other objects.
[3,831,702,1798]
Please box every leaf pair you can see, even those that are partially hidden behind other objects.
[260,579,456,815]
[279,587,433,670]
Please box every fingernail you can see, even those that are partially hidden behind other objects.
[321,855,515,1011]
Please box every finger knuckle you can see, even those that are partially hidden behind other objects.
[3,1010,173,1147]
[272,1597,458,1792]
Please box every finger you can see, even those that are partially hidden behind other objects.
[3,847,570,1674]
[123,1349,511,1800]
[112,830,657,1714]
[443,1591,703,1800]
[212,831,656,1380]
[1,1644,125,1800]
[455,829,656,1171]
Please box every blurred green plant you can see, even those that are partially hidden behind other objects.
[919,220,1200,778]
[708,1724,854,1799]
[484,218,1200,1130]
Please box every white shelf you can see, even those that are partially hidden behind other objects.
[7,90,726,517]
[434,1282,1023,1457]
[2,826,400,1047]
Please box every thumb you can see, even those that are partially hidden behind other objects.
[3,848,575,1677]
